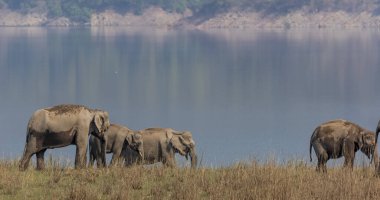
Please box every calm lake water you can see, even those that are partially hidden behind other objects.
[1,27,380,167]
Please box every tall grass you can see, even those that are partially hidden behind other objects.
[1,159,380,199]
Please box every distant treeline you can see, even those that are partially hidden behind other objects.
[1,0,379,23]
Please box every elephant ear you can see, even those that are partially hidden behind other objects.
[177,135,189,160]
[355,133,364,150]
[168,136,178,148]
[182,131,192,137]
[344,133,362,152]
[170,134,188,155]
[93,113,103,133]
[133,133,142,143]
[179,132,193,146]
[125,134,133,145]
[178,135,187,145]
[165,130,174,144]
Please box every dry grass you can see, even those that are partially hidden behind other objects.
[1,159,380,199]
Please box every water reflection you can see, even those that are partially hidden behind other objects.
[1,28,380,166]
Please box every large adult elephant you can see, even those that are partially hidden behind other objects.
[124,128,197,168]
[19,104,110,170]
[89,124,144,167]
[309,119,378,173]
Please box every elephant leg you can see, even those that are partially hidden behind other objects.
[322,158,328,173]
[110,154,120,166]
[318,157,328,173]
[110,149,123,167]
[316,159,322,172]
[96,155,102,167]
[122,149,136,167]
[163,154,176,168]
[121,148,129,166]
[170,156,177,167]
[343,140,355,170]
[343,154,355,170]
[313,142,328,173]
[75,145,87,169]
[74,134,88,169]
[89,146,101,168]
[316,154,328,173]
[343,157,354,170]
[162,158,168,167]
[84,147,88,167]
[160,141,176,168]
[36,149,47,170]
[91,138,107,168]
[89,151,95,167]
[19,150,34,171]
[19,136,38,171]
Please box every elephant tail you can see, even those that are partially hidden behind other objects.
[310,127,320,162]
[309,140,313,162]
[24,123,34,141]
[25,128,31,143]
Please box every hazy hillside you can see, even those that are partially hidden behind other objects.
[1,0,380,27]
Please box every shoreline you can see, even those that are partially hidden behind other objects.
[1,8,380,29]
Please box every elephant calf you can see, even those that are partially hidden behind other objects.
[310,119,378,173]
[123,128,198,168]
[89,124,144,167]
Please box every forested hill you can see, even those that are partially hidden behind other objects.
[1,0,380,27]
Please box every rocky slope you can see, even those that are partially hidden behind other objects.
[195,10,380,29]
[1,7,380,29]
[90,8,191,28]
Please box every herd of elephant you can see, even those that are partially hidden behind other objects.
[19,104,197,171]
[18,104,380,173]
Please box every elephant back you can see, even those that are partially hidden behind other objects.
[45,104,89,115]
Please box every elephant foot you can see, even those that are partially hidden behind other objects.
[19,164,27,171]
[19,159,30,171]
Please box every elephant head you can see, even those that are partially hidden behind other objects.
[92,110,110,136]
[359,131,377,160]
[169,131,198,168]
[126,132,144,159]
[90,110,110,167]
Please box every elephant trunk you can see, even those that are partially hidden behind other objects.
[373,143,379,170]
[375,121,380,174]
[138,146,144,161]
[376,120,380,145]
[189,148,198,168]
[100,137,107,167]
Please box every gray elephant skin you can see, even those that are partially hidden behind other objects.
[123,128,198,168]
[310,119,378,172]
[19,104,110,170]
[374,120,380,173]
[89,124,144,167]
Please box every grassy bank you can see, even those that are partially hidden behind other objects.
[1,160,380,199]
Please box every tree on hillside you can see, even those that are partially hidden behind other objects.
[1,0,380,23]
